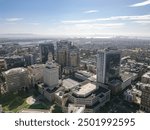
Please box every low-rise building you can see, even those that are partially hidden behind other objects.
[28,64,45,86]
[66,81,110,113]
[121,72,138,90]
[38,83,58,102]
[75,70,94,81]
[124,88,141,104]
[55,91,66,106]
[2,67,29,92]
[141,71,150,84]
[62,78,80,90]
[68,104,85,113]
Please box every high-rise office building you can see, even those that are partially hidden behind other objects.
[24,54,34,66]
[39,43,54,63]
[97,48,121,84]
[56,40,79,68]
[43,61,59,90]
[69,46,80,67]
[56,40,71,67]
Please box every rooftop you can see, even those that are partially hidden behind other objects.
[142,71,150,78]
[55,91,65,99]
[76,70,93,77]
[88,75,96,82]
[4,67,27,75]
[30,64,45,69]
[0,59,4,62]
[73,82,96,97]
[62,78,79,89]
[121,72,135,82]
[45,61,58,69]
[68,86,110,105]
[68,104,85,113]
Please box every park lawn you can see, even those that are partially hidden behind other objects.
[0,92,30,112]
[0,89,62,113]
[0,89,37,112]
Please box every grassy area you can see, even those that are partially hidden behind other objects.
[0,89,63,113]
[0,89,41,112]
[52,104,63,113]
[29,103,49,109]
[0,93,30,112]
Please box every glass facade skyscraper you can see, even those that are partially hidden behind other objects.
[97,48,121,84]
[39,43,54,64]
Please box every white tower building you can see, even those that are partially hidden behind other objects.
[43,61,59,90]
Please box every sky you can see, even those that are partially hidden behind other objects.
[0,0,150,37]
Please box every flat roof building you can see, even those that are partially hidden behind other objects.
[28,64,45,86]
[66,81,110,112]
[141,71,150,84]
[68,104,85,113]
[2,67,29,92]
[62,78,79,90]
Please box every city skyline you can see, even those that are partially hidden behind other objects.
[0,0,150,37]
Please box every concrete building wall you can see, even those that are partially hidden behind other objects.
[43,62,59,89]
[28,64,45,86]
[44,67,59,87]
[140,86,150,112]
[3,68,29,92]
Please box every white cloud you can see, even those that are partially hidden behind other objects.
[74,23,124,29]
[6,18,23,22]
[62,15,150,24]
[130,0,150,7]
[100,15,150,21]
[62,19,94,24]
[133,20,150,24]
[83,10,99,14]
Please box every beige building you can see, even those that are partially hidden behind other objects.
[69,49,80,68]
[2,67,29,92]
[57,49,67,67]
[28,64,45,86]
[56,40,79,68]
[141,71,150,84]
[66,81,110,113]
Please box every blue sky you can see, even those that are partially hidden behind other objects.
[0,0,150,37]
